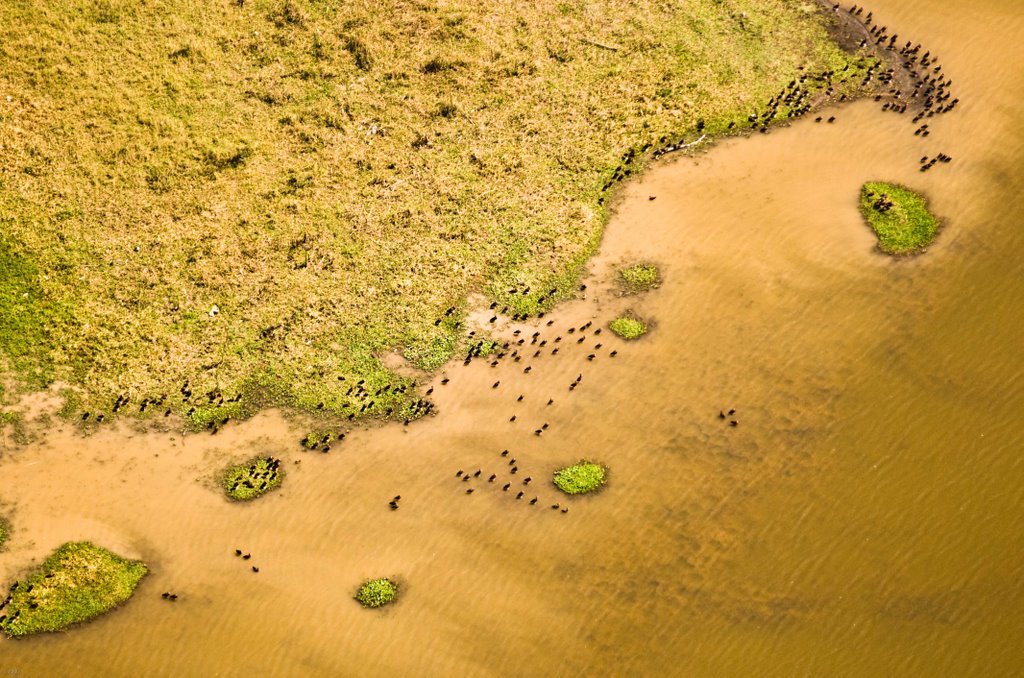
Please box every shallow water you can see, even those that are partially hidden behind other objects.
[1,0,1023,675]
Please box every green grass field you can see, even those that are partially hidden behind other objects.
[0,541,147,637]
[859,182,939,254]
[0,0,864,424]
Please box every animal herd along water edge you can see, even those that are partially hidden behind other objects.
[0,0,967,642]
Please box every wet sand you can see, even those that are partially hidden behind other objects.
[2,0,1023,675]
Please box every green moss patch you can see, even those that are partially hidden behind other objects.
[553,460,607,495]
[355,577,398,608]
[609,315,648,340]
[859,182,940,255]
[618,263,660,293]
[221,455,284,501]
[0,541,147,637]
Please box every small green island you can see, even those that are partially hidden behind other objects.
[553,461,608,495]
[859,182,940,255]
[300,430,344,452]
[222,455,284,501]
[618,263,661,293]
[0,541,148,638]
[355,578,399,608]
[609,315,649,340]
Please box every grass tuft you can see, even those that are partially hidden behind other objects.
[609,315,648,340]
[355,577,398,608]
[553,460,607,495]
[0,541,147,637]
[300,428,344,450]
[858,182,939,255]
[618,263,660,293]
[221,455,284,501]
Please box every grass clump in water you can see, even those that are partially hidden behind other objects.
[0,515,9,550]
[859,182,939,255]
[609,315,648,340]
[355,577,398,608]
[0,541,147,638]
[553,460,607,495]
[221,455,283,501]
[300,429,344,451]
[618,263,660,293]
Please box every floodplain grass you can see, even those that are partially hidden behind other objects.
[609,315,648,340]
[618,263,660,293]
[300,429,343,451]
[221,455,284,501]
[355,577,398,608]
[0,0,865,423]
[859,182,939,255]
[0,541,147,638]
[553,460,607,495]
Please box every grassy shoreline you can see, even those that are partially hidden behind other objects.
[0,541,147,638]
[0,0,871,428]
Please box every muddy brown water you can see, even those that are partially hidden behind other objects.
[2,0,1023,675]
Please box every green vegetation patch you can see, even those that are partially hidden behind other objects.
[0,0,863,421]
[300,429,344,451]
[0,515,10,550]
[355,577,398,608]
[221,455,284,501]
[609,315,648,340]
[618,263,660,293]
[553,460,607,495]
[0,541,147,637]
[859,182,939,255]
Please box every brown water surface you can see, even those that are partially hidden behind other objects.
[1,0,1022,675]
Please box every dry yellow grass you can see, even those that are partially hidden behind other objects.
[0,0,862,426]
